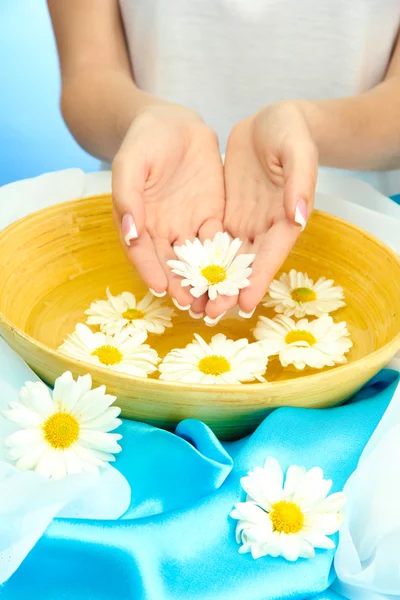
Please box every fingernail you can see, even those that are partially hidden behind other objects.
[189,309,204,319]
[149,288,167,298]
[172,298,191,311]
[204,312,226,327]
[122,214,138,245]
[238,308,256,319]
[294,199,308,231]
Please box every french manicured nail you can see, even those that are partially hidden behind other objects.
[149,288,167,298]
[172,298,191,311]
[189,309,204,319]
[122,213,138,245]
[294,199,308,231]
[204,312,226,327]
[238,308,255,319]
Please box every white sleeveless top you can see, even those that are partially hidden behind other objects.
[118,0,400,196]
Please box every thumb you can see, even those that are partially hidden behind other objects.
[282,138,318,231]
[112,145,147,246]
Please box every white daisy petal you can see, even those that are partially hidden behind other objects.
[159,333,267,384]
[167,232,255,300]
[230,456,345,562]
[3,371,123,479]
[19,382,54,417]
[283,465,307,498]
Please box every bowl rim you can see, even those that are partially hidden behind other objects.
[1,196,400,394]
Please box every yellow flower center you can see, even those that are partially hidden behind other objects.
[91,345,123,365]
[285,330,316,346]
[122,308,146,321]
[291,287,316,303]
[201,265,227,285]
[270,500,304,534]
[43,412,80,449]
[198,355,231,375]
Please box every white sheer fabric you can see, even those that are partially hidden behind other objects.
[0,338,131,585]
[333,381,400,599]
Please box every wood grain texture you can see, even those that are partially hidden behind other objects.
[1,195,400,439]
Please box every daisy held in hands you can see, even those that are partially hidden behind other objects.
[167,232,255,302]
[3,371,122,479]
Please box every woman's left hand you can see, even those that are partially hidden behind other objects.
[206,101,318,319]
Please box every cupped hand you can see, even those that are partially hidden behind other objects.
[112,103,225,314]
[207,101,318,318]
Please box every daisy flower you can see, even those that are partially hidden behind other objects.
[263,270,345,318]
[3,371,122,479]
[167,232,255,300]
[85,289,174,336]
[253,314,352,370]
[230,457,345,561]
[159,333,267,384]
[58,324,159,377]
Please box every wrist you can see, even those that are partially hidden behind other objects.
[135,99,204,125]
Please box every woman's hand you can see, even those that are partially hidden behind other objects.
[207,101,318,318]
[112,103,225,314]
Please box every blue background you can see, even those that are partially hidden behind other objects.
[0,0,99,186]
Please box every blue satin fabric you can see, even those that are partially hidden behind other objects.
[0,358,398,600]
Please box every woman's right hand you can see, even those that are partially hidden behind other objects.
[112,103,225,315]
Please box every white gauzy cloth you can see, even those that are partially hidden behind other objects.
[0,169,400,595]
[0,338,131,585]
[119,0,400,195]
[333,380,400,600]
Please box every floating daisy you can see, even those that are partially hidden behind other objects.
[263,270,345,318]
[85,289,174,336]
[3,371,122,479]
[230,457,345,561]
[253,315,352,370]
[159,333,267,384]
[167,232,255,300]
[58,324,159,377]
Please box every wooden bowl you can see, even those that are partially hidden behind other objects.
[1,195,400,440]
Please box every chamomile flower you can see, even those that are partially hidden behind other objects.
[230,457,345,561]
[263,270,345,318]
[3,371,122,479]
[58,324,159,377]
[253,315,352,370]
[167,232,255,300]
[85,289,174,336]
[159,333,267,384]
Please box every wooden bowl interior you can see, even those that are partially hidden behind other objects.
[1,195,400,386]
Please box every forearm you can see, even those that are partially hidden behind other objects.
[60,69,163,162]
[298,77,400,171]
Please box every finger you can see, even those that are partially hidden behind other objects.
[197,217,224,243]
[282,138,318,230]
[205,293,238,320]
[189,295,208,319]
[154,239,194,310]
[112,142,147,245]
[238,220,299,312]
[112,207,168,293]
